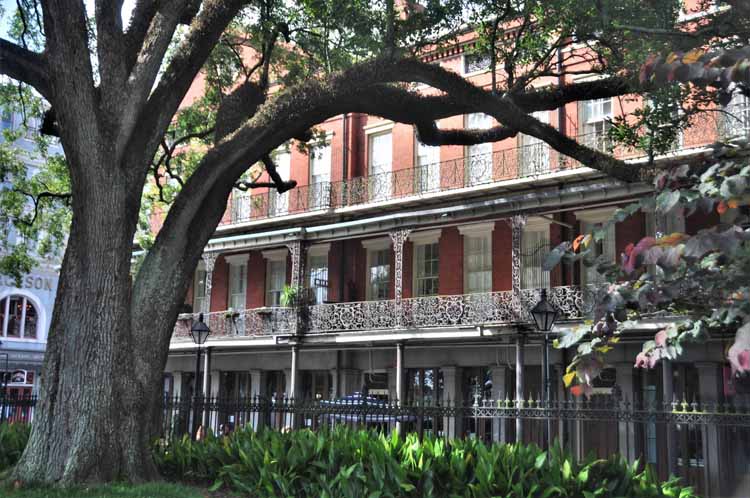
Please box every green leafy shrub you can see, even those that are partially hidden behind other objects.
[0,423,30,472]
[154,425,698,498]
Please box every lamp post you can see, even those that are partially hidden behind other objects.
[530,288,560,449]
[190,314,210,438]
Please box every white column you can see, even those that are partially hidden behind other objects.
[662,359,677,476]
[395,342,404,434]
[390,230,411,327]
[696,362,722,498]
[249,369,267,430]
[490,365,507,442]
[201,252,217,314]
[209,369,221,433]
[615,362,637,461]
[290,345,299,400]
[515,334,525,443]
[442,366,463,439]
[173,371,183,398]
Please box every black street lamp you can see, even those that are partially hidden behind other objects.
[530,289,560,449]
[190,314,210,437]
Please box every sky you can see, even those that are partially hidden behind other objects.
[0,0,136,38]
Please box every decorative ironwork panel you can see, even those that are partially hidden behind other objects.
[201,252,218,314]
[308,300,398,333]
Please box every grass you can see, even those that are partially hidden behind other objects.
[1,482,212,498]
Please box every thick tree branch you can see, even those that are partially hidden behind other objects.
[125,0,247,184]
[95,0,126,99]
[0,38,51,99]
[116,0,188,160]
[415,120,517,146]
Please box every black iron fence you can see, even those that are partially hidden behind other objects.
[3,393,750,497]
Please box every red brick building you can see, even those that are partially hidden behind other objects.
[162,2,750,495]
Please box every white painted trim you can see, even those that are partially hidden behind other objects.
[363,120,395,135]
[409,229,442,245]
[360,237,391,250]
[224,253,250,265]
[261,248,288,261]
[307,243,331,257]
[524,216,552,231]
[576,206,616,224]
[0,290,46,342]
[457,222,495,237]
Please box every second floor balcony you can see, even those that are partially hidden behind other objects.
[172,285,593,341]
[227,142,573,225]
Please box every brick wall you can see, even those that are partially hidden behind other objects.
[209,255,228,312]
[492,221,512,291]
[439,227,463,295]
[247,251,265,308]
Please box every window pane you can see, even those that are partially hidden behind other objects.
[521,229,550,289]
[23,300,37,339]
[229,263,247,310]
[266,260,286,306]
[464,236,491,293]
[7,296,23,337]
[415,243,439,297]
[368,249,390,300]
[193,269,206,312]
[307,254,329,304]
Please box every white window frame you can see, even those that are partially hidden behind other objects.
[193,262,207,313]
[226,254,249,311]
[521,217,551,290]
[307,244,330,305]
[414,131,441,193]
[459,223,494,294]
[269,147,291,216]
[519,111,551,176]
[362,237,392,301]
[366,126,393,202]
[465,113,494,185]
[724,90,750,139]
[263,249,288,307]
[577,207,617,286]
[580,98,613,151]
[410,230,442,297]
[0,294,40,340]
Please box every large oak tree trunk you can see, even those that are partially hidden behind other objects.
[11,162,172,484]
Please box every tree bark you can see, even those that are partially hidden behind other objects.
[11,156,164,484]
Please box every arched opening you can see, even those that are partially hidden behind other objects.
[1,294,39,339]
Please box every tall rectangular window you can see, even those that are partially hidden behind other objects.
[579,218,616,286]
[307,253,329,304]
[367,248,391,300]
[519,111,550,176]
[269,149,291,215]
[228,262,247,310]
[724,91,750,139]
[414,242,439,297]
[581,98,613,152]
[193,268,207,313]
[521,226,550,289]
[368,131,392,201]
[464,235,492,294]
[415,137,441,193]
[309,141,331,209]
[265,259,286,306]
[465,113,493,185]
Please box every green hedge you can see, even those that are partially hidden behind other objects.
[0,423,30,473]
[154,426,697,498]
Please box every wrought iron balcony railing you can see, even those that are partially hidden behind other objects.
[226,141,567,225]
[172,285,594,340]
